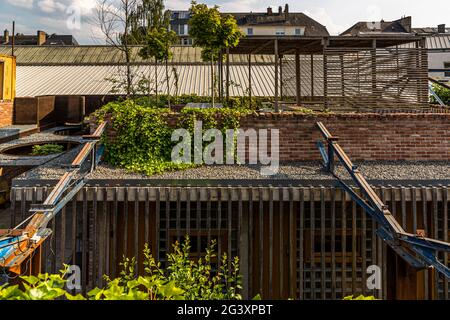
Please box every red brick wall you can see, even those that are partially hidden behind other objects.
[92,112,450,161]
[241,113,450,161]
[0,101,13,128]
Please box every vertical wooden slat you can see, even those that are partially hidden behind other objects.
[216,188,221,267]
[144,188,150,245]
[82,188,87,293]
[186,187,191,235]
[320,187,326,300]
[351,197,357,295]
[248,188,253,295]
[269,186,274,298]
[123,187,128,259]
[279,187,284,298]
[92,187,98,286]
[134,187,139,275]
[361,194,367,296]
[112,187,118,278]
[371,188,376,297]
[310,187,315,299]
[155,188,160,260]
[422,186,429,299]
[197,187,201,255]
[177,188,181,242]
[288,186,295,298]
[51,213,56,273]
[331,187,336,299]
[21,188,26,222]
[412,186,417,233]
[443,187,449,300]
[299,187,305,299]
[432,187,439,297]
[207,188,212,246]
[61,205,66,268]
[166,188,171,255]
[380,187,387,300]
[227,187,232,267]
[401,187,406,230]
[259,187,264,296]
[71,197,77,271]
[10,188,15,228]
[102,188,108,284]
[390,186,397,221]
[341,190,347,297]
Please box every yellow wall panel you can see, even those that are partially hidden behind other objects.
[0,54,16,101]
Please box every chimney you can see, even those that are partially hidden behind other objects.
[37,30,47,45]
[3,29,9,44]
[438,24,446,33]
[284,3,289,20]
[278,6,282,15]
[267,7,272,15]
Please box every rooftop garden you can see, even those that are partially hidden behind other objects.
[93,96,257,176]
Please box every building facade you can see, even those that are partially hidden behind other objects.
[170,4,329,46]
[0,30,79,46]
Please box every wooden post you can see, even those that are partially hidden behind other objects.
[248,54,252,109]
[274,39,279,112]
[279,55,283,101]
[12,21,15,57]
[323,38,329,110]
[226,47,230,103]
[295,50,301,106]
[310,54,314,99]
[371,39,377,103]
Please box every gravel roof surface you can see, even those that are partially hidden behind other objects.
[14,158,450,186]
[87,161,450,181]
[0,127,83,166]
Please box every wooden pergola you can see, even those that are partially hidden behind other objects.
[223,35,427,111]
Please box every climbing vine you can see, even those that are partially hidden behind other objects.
[93,99,253,175]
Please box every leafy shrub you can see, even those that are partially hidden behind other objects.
[31,144,64,156]
[93,99,253,175]
[430,83,450,105]
[0,237,242,300]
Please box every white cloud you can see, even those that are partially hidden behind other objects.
[37,0,66,13]
[304,7,346,36]
[6,0,34,9]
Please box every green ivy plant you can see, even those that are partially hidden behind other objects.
[93,98,254,176]
[343,295,378,300]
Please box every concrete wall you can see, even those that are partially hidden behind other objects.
[14,96,56,126]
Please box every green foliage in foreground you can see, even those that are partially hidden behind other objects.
[0,237,242,300]
[343,295,378,300]
[93,98,253,175]
[431,83,450,105]
[31,144,64,156]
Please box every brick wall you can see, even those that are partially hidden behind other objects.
[0,101,13,128]
[92,112,450,161]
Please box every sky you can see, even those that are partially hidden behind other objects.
[0,0,449,44]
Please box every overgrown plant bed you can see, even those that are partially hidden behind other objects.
[93,99,255,175]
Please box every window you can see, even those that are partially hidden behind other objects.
[247,28,253,36]
[275,29,285,36]
[179,24,185,35]
[182,38,191,46]
[295,28,304,36]
[445,62,450,77]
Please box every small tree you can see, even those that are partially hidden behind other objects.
[188,1,242,106]
[96,0,139,97]
[138,0,177,106]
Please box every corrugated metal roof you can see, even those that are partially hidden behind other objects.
[15,65,273,96]
[0,46,275,65]
[15,58,322,97]
[399,34,450,49]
